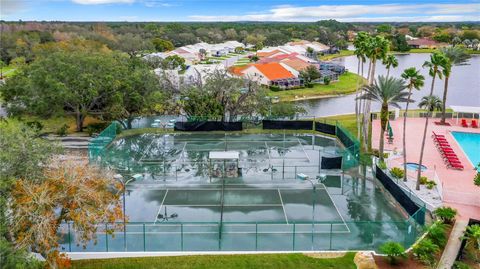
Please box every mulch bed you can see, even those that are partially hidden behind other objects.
[374,253,426,269]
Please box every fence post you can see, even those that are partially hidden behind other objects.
[181,224,184,251]
[68,222,72,252]
[105,224,109,252]
[255,223,258,251]
[143,223,146,251]
[292,223,296,251]
[329,223,333,250]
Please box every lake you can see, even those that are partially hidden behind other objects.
[300,53,480,117]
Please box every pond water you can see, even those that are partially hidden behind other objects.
[300,54,480,117]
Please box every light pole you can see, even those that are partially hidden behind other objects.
[298,176,316,250]
[114,173,142,251]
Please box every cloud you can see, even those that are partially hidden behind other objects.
[0,0,27,15]
[189,3,480,22]
[72,0,135,4]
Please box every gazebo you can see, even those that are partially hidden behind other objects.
[449,105,480,123]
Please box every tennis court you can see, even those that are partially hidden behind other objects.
[66,133,421,252]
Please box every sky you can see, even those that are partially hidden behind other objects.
[1,0,479,22]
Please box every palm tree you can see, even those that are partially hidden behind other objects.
[438,47,471,124]
[383,54,398,78]
[353,32,369,139]
[416,95,443,190]
[362,36,390,150]
[422,52,448,97]
[452,36,462,47]
[472,39,480,51]
[463,39,472,49]
[356,76,410,163]
[400,68,425,182]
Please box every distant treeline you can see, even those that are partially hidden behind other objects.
[1,20,479,65]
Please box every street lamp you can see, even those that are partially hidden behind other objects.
[114,173,143,251]
[297,174,316,250]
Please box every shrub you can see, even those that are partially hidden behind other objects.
[412,238,440,266]
[378,161,387,170]
[26,121,44,132]
[306,83,314,88]
[56,124,69,136]
[474,172,480,187]
[379,241,407,265]
[433,207,457,224]
[323,77,331,85]
[269,85,281,92]
[426,180,437,189]
[419,176,429,185]
[85,122,109,137]
[426,221,448,247]
[453,261,471,269]
[390,167,405,179]
[463,224,480,250]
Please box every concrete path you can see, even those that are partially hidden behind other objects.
[45,134,91,149]
[437,220,468,269]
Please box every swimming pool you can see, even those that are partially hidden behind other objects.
[404,163,427,171]
[451,131,480,167]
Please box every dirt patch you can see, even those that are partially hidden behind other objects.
[304,252,346,259]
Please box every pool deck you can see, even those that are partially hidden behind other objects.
[372,117,480,220]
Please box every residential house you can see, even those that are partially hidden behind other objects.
[241,62,301,88]
[407,38,448,49]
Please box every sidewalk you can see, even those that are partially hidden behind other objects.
[437,220,468,269]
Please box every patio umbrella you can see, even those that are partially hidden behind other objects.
[387,122,393,140]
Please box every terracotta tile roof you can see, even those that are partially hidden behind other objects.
[281,58,311,71]
[407,38,444,46]
[251,62,295,81]
[256,49,283,58]
[229,65,250,76]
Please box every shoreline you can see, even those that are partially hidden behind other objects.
[287,92,355,102]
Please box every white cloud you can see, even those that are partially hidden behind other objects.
[189,3,480,22]
[72,0,135,4]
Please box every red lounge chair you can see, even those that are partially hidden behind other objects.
[461,119,468,127]
[442,148,455,153]
[432,131,445,138]
[448,163,464,170]
[435,136,448,141]
[472,120,478,128]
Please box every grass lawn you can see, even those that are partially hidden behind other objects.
[70,253,356,269]
[269,72,365,102]
[13,115,104,134]
[1,65,17,78]
[318,50,354,61]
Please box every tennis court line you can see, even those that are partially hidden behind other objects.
[297,138,311,163]
[139,136,158,162]
[153,189,169,224]
[278,189,289,224]
[265,141,271,165]
[320,184,351,233]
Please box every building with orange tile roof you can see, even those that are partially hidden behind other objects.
[241,62,300,88]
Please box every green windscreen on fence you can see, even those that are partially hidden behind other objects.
[335,123,360,169]
[88,122,118,162]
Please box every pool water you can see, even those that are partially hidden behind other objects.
[451,132,480,167]
[404,163,427,171]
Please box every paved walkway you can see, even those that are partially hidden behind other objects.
[437,220,469,269]
[372,117,480,220]
[45,134,91,150]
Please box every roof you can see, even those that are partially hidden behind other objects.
[281,58,312,71]
[449,106,480,114]
[257,49,284,58]
[407,38,444,46]
[250,62,296,80]
[229,65,250,76]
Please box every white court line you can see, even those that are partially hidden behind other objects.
[139,136,158,162]
[153,189,169,224]
[278,189,289,224]
[129,185,327,190]
[265,141,271,166]
[319,184,351,233]
[297,138,311,163]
